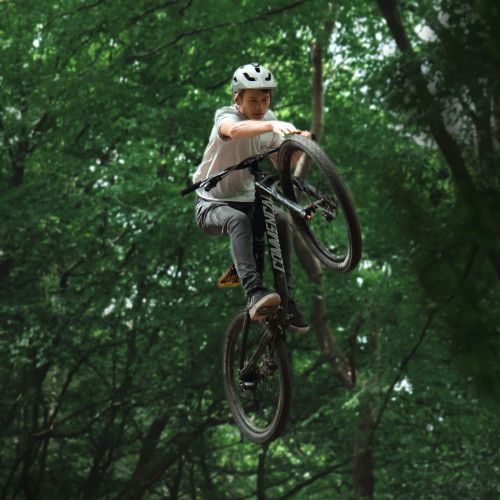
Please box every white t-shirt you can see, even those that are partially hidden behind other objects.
[193,105,283,202]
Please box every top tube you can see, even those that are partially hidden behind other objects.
[180,146,280,197]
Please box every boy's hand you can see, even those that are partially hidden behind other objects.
[270,121,299,137]
[282,128,312,139]
[295,130,312,139]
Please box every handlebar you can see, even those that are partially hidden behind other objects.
[180,147,280,196]
[180,182,201,196]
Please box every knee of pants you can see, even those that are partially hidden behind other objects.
[227,211,252,238]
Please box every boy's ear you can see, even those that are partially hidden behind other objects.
[234,93,241,105]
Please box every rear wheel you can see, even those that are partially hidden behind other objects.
[223,311,292,444]
[278,134,362,272]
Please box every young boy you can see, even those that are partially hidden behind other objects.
[193,63,309,333]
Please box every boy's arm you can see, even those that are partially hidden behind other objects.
[219,119,299,140]
[219,116,312,167]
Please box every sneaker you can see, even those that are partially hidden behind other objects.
[247,288,281,320]
[287,299,309,333]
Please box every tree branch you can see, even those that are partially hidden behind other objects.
[368,248,478,443]
[127,0,308,61]
[278,460,349,500]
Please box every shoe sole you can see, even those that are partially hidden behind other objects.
[288,324,310,334]
[249,293,281,320]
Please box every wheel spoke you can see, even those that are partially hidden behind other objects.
[223,312,292,444]
[278,135,362,272]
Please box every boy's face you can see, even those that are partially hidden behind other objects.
[236,89,272,120]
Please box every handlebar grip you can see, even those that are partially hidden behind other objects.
[180,183,200,196]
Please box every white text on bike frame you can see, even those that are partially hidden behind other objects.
[262,196,286,274]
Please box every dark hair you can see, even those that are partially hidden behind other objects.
[236,89,273,99]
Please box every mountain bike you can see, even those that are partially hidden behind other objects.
[181,134,362,443]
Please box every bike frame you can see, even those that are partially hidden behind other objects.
[187,134,361,443]
[180,148,311,221]
[180,148,315,384]
[236,160,293,382]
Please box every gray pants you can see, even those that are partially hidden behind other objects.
[195,197,293,295]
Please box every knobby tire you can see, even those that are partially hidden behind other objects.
[278,134,362,272]
[223,311,292,444]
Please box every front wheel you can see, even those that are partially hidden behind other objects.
[223,311,292,444]
[278,134,362,272]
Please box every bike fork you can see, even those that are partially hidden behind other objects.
[238,312,279,392]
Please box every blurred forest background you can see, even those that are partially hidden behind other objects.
[1,0,499,498]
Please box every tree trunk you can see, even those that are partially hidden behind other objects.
[294,9,376,497]
[297,10,379,497]
[293,231,354,389]
[257,443,269,500]
[294,6,354,390]
[353,409,376,498]
[353,326,379,498]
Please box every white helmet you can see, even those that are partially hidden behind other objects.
[231,63,277,94]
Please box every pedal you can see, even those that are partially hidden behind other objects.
[218,261,241,287]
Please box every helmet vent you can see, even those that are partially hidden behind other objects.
[231,63,276,93]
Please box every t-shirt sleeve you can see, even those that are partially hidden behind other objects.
[214,108,240,141]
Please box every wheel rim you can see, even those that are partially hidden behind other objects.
[278,136,361,272]
[226,317,286,436]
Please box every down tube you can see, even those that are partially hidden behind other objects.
[255,190,289,306]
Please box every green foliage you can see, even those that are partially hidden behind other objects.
[1,0,499,498]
